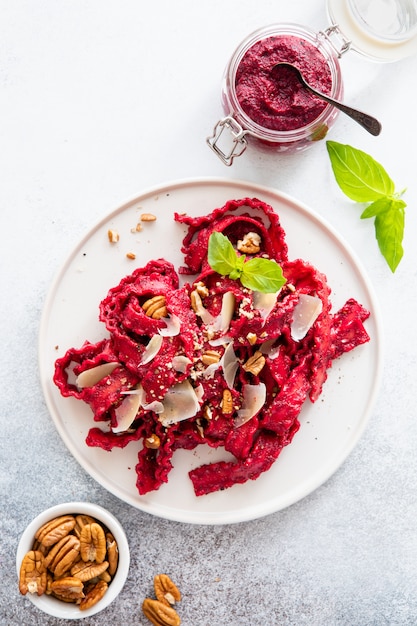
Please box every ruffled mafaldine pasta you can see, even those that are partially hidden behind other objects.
[54,198,370,496]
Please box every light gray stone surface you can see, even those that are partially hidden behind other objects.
[2,1,417,624]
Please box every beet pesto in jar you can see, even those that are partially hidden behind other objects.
[235,35,333,132]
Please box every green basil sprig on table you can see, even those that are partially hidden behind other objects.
[207,231,286,293]
[326,140,407,273]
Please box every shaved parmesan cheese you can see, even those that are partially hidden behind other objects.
[121,384,164,414]
[203,340,239,388]
[158,380,201,427]
[203,361,221,379]
[113,393,141,433]
[140,334,163,365]
[141,400,164,413]
[214,291,235,333]
[222,341,239,389]
[253,290,279,321]
[195,383,204,402]
[192,292,215,325]
[259,339,280,360]
[291,294,323,341]
[172,355,192,373]
[159,314,181,337]
[76,362,119,388]
[208,335,233,347]
[235,383,266,427]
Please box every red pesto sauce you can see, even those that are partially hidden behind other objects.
[235,35,333,131]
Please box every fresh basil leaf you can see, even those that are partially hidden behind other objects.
[361,197,406,219]
[228,253,246,280]
[208,232,287,291]
[326,141,395,202]
[374,204,405,273]
[240,257,287,293]
[207,232,238,276]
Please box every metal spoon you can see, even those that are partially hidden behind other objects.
[272,62,382,136]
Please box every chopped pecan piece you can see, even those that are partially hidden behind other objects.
[19,551,47,596]
[140,213,157,222]
[201,350,220,366]
[243,350,266,376]
[221,389,233,415]
[194,281,209,298]
[246,332,257,346]
[80,523,106,563]
[237,231,261,254]
[144,434,161,449]
[142,598,181,626]
[190,290,205,317]
[108,229,120,243]
[106,531,119,576]
[195,417,205,438]
[35,515,76,547]
[203,405,213,420]
[142,295,168,319]
[154,574,181,606]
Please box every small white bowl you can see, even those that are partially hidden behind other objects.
[16,501,130,620]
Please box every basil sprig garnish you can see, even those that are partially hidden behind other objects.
[326,141,406,272]
[207,231,286,293]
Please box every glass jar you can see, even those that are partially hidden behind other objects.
[327,0,417,61]
[207,0,417,165]
[208,23,344,164]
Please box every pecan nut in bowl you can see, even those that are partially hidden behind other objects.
[16,502,129,620]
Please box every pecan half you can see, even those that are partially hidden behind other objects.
[50,576,85,601]
[35,515,76,547]
[99,570,112,583]
[71,559,109,582]
[45,571,54,595]
[79,579,108,611]
[142,598,181,626]
[73,514,96,538]
[106,531,119,576]
[80,523,106,563]
[19,551,47,596]
[44,534,81,578]
[142,295,168,319]
[243,350,265,376]
[32,539,48,556]
[154,574,181,606]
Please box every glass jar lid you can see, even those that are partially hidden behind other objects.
[326,0,417,61]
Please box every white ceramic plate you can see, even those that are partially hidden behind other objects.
[39,178,383,525]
